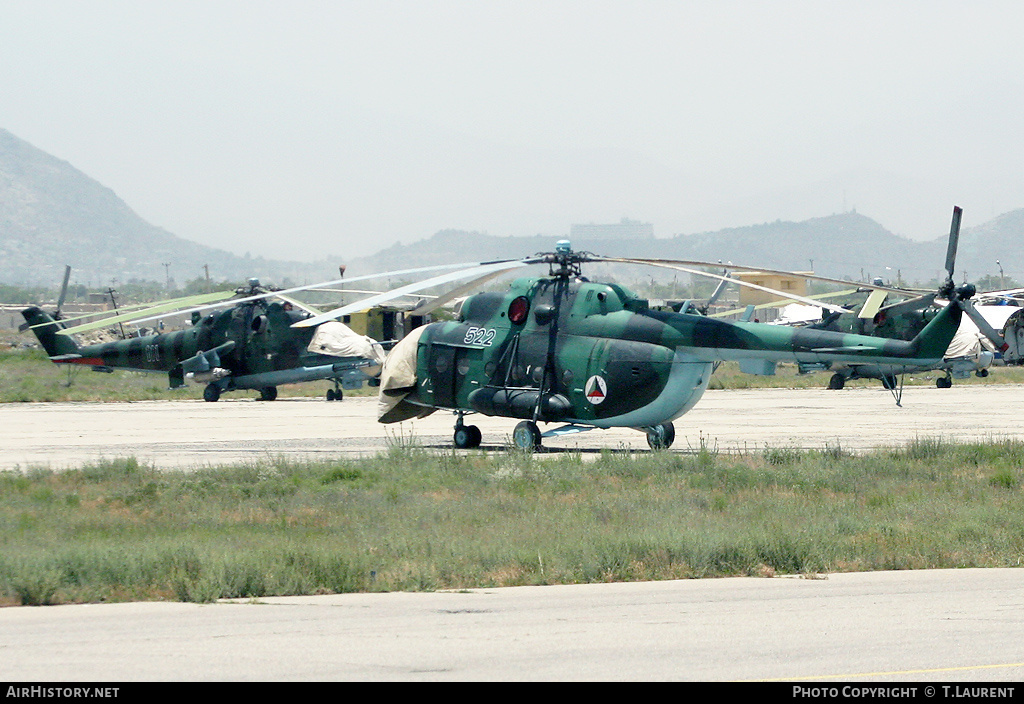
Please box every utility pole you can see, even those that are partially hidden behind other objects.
[204,264,211,293]
[107,287,126,338]
[163,263,171,291]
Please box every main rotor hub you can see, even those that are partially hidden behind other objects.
[543,240,588,279]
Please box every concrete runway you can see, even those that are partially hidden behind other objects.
[2,386,1024,682]
[1,569,1022,681]
[1,383,1023,470]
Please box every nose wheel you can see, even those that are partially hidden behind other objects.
[326,379,345,401]
[453,415,482,449]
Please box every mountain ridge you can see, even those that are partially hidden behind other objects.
[0,128,339,288]
[1,128,1017,290]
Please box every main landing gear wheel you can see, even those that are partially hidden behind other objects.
[512,421,542,452]
[259,386,278,401]
[936,376,953,388]
[645,422,675,450]
[203,384,221,402]
[454,424,482,449]
[828,373,846,390]
[326,388,344,401]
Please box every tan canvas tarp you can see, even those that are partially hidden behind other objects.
[376,326,435,423]
[307,321,386,376]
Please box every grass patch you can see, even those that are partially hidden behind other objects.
[0,346,377,403]
[2,438,1023,606]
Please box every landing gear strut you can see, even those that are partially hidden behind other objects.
[881,371,906,407]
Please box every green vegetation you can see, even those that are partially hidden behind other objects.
[2,439,1022,606]
[0,345,375,402]
[0,283,51,305]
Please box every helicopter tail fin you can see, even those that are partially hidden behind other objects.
[20,307,82,360]
[904,297,964,361]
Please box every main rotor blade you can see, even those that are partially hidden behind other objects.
[291,260,529,328]
[274,294,323,316]
[708,289,860,318]
[599,256,927,297]
[311,288,413,296]
[603,257,851,314]
[857,289,888,320]
[56,290,237,335]
[877,293,937,316]
[406,269,512,317]
[35,299,154,327]
[122,261,493,330]
[945,205,963,283]
[704,269,731,308]
[976,287,1024,304]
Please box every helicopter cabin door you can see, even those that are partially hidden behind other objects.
[427,343,461,408]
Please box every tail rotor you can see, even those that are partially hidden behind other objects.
[941,207,1008,353]
[942,205,963,296]
[19,264,71,332]
[55,265,71,320]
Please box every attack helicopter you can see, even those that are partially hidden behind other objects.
[20,276,392,402]
[20,260,526,402]
[806,294,1017,391]
[294,230,973,452]
[738,207,1017,392]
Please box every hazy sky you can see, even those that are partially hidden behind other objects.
[3,1,1023,262]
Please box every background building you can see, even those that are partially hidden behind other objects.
[570,218,654,240]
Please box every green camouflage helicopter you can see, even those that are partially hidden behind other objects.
[705,207,1017,393]
[18,267,457,402]
[805,291,1016,392]
[293,237,971,452]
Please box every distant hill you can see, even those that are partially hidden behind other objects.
[346,213,945,286]
[956,209,1024,284]
[1,127,1018,291]
[0,129,336,288]
[346,210,1020,289]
